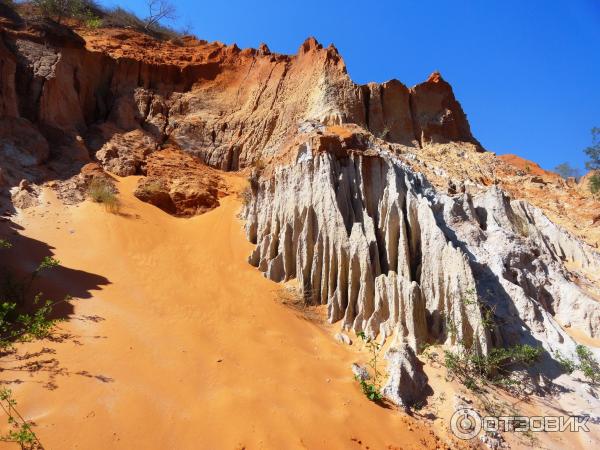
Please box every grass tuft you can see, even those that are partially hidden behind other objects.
[87,178,119,213]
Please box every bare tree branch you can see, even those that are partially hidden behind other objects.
[144,0,176,31]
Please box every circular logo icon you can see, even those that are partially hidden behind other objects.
[450,408,482,440]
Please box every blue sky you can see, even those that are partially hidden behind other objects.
[100,0,600,173]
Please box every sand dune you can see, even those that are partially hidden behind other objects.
[0,175,444,449]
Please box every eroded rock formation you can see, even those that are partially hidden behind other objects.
[134,148,226,216]
[382,343,429,407]
[243,126,600,364]
[1,9,599,408]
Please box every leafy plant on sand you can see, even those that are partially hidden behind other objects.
[0,388,40,449]
[0,242,69,449]
[87,177,119,213]
[555,345,600,384]
[0,249,64,350]
[355,331,383,401]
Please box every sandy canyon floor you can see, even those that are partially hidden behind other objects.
[0,176,448,449]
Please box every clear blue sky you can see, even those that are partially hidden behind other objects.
[100,0,600,173]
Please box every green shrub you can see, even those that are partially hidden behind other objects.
[443,344,542,391]
[0,388,38,447]
[87,178,119,213]
[355,332,383,402]
[553,346,600,384]
[24,0,183,41]
[84,13,102,28]
[32,0,84,23]
[554,350,576,374]
[0,243,67,449]
[100,5,182,40]
[576,345,600,384]
[0,246,63,350]
[590,174,600,195]
[583,127,600,195]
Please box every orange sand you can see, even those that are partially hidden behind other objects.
[498,154,558,178]
[0,175,444,449]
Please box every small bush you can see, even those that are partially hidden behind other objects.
[554,346,600,384]
[83,12,102,28]
[554,350,576,374]
[24,0,183,41]
[576,345,600,384]
[590,174,600,195]
[355,332,383,402]
[100,5,181,40]
[87,178,119,213]
[443,344,542,391]
[32,0,84,24]
[101,6,144,29]
[140,180,163,195]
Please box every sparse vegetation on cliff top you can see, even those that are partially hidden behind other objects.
[11,0,184,40]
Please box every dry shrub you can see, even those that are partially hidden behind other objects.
[87,177,119,213]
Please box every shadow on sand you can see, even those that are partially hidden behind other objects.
[0,218,113,389]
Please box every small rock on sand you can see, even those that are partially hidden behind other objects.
[351,363,370,381]
[334,332,352,345]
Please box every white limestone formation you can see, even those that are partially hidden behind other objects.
[244,138,600,371]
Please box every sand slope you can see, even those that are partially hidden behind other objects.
[0,176,444,449]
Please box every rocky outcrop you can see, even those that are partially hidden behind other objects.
[360,72,480,149]
[409,72,479,146]
[51,162,116,204]
[2,10,599,400]
[244,129,600,362]
[0,13,479,187]
[382,343,428,407]
[351,363,370,381]
[0,117,48,167]
[133,148,226,217]
[244,132,490,355]
[11,178,40,208]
